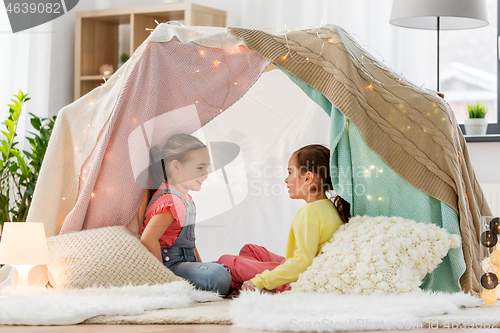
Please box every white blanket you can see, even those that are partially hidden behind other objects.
[0,281,220,325]
[231,290,483,331]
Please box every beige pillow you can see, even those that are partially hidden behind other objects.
[291,215,461,295]
[46,226,182,288]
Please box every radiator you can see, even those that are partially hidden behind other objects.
[480,184,500,217]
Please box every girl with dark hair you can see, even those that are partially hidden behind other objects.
[218,144,350,293]
[140,133,231,296]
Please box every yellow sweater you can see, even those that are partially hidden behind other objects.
[251,199,343,290]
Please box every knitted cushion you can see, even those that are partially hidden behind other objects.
[46,226,182,288]
[291,216,461,294]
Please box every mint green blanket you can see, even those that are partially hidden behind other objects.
[285,71,465,292]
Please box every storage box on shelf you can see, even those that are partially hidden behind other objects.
[74,3,226,100]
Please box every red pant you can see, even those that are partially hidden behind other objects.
[217,244,291,293]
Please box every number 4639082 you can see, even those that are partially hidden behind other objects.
[5,2,61,14]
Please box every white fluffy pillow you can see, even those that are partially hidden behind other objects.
[46,226,182,288]
[291,216,461,295]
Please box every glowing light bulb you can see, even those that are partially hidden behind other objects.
[62,198,66,200]
[91,192,95,198]
[328,39,333,43]
[306,58,310,61]
[193,70,200,74]
[213,60,221,67]
[281,55,287,60]
[378,169,383,173]
[378,197,383,201]
[367,195,372,200]
[370,165,375,170]
[199,50,205,56]
[368,84,373,90]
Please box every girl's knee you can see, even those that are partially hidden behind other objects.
[239,243,256,256]
[199,263,232,296]
[217,254,234,268]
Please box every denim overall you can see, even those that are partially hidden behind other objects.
[147,186,231,295]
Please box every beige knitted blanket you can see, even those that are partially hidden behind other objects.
[229,25,490,294]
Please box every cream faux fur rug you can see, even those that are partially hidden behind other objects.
[2,284,499,329]
[85,299,232,324]
[84,290,500,330]
[0,281,220,325]
[230,290,490,331]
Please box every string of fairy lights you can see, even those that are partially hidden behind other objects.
[480,217,500,304]
[70,22,440,214]
[274,22,430,94]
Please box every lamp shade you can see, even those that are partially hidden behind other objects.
[390,0,488,30]
[0,222,49,265]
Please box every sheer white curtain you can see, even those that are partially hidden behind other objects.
[0,10,53,151]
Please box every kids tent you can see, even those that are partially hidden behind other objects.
[27,24,490,294]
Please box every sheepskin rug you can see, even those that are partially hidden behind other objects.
[292,215,461,294]
[231,290,482,331]
[0,281,220,325]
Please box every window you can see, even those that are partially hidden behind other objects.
[441,0,500,136]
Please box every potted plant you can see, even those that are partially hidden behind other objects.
[464,102,488,136]
[119,52,130,68]
[0,90,56,227]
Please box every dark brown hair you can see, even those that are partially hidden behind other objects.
[293,144,351,223]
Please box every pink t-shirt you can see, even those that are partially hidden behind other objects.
[140,184,193,248]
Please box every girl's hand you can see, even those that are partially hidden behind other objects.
[241,280,257,291]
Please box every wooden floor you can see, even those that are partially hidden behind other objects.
[0,325,499,333]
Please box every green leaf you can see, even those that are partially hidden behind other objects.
[15,154,29,179]
[9,163,18,173]
[1,131,11,142]
[5,119,14,135]
[10,148,19,157]
[2,140,10,156]
[40,128,49,141]
[30,117,42,131]
[23,151,34,160]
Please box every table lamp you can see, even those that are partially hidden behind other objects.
[0,222,50,288]
[390,0,488,91]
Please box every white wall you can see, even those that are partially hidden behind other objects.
[468,142,500,184]
[0,0,499,186]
